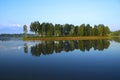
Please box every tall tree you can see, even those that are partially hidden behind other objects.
[74,26,78,36]
[23,25,27,37]
[63,24,71,36]
[85,24,91,36]
[54,24,62,36]
[89,26,93,36]
[69,24,74,36]
[93,25,99,36]
[47,23,54,36]
[30,21,40,35]
[78,24,85,36]
[98,24,105,36]
[41,22,47,36]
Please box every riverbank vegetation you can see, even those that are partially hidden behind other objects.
[111,30,120,36]
[23,36,111,41]
[22,21,119,40]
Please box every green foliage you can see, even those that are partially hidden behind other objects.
[69,27,75,36]
[93,25,99,36]
[85,24,91,36]
[23,25,27,37]
[54,24,63,36]
[30,21,40,35]
[78,24,85,36]
[74,26,78,36]
[28,21,111,37]
[111,30,120,36]
[63,24,71,36]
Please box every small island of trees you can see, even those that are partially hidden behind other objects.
[23,21,111,40]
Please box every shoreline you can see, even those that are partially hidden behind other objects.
[23,36,111,41]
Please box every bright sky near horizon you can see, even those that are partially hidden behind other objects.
[0,0,120,33]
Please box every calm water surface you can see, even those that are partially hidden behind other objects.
[0,39,120,80]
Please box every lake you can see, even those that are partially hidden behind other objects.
[0,38,120,80]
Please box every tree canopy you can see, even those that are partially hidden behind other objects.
[28,21,110,37]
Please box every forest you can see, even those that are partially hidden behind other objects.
[23,21,110,37]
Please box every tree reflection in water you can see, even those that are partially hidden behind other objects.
[24,43,28,53]
[24,40,110,57]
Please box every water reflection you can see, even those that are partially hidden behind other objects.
[24,40,110,57]
[24,43,28,53]
[111,37,120,43]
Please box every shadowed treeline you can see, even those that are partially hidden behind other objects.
[24,40,110,57]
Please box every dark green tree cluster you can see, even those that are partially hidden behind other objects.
[29,21,110,37]
[24,40,110,56]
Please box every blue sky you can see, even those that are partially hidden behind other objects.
[0,0,120,33]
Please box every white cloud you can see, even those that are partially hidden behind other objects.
[10,24,21,27]
[0,23,21,28]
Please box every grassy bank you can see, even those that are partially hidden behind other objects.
[23,36,111,41]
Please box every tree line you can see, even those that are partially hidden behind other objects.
[111,30,120,36]
[23,21,110,37]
